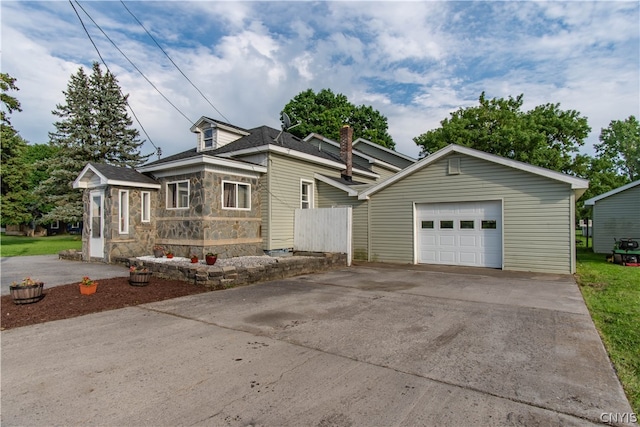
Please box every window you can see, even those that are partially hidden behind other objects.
[482,220,497,229]
[223,181,250,210]
[421,220,434,229]
[119,190,129,234]
[141,191,151,222]
[203,128,214,148]
[167,181,189,209]
[51,220,60,229]
[440,220,454,229]
[460,220,474,229]
[301,180,314,209]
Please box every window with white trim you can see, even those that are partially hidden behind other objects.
[300,180,314,209]
[119,190,129,234]
[203,128,214,149]
[51,220,60,229]
[141,191,151,222]
[167,181,189,209]
[223,181,250,210]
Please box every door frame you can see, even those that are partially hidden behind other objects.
[89,190,105,260]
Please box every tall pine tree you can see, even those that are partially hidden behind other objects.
[1,73,34,226]
[37,62,150,224]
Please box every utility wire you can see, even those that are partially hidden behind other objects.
[120,1,230,123]
[73,0,194,126]
[69,0,160,158]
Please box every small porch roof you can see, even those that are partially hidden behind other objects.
[73,162,161,189]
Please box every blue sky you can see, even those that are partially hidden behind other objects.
[2,1,639,160]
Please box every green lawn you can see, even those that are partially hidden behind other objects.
[575,243,640,414]
[0,233,82,257]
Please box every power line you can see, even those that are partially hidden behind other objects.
[73,0,195,126]
[68,0,159,158]
[120,1,230,123]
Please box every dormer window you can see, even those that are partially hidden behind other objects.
[203,128,214,149]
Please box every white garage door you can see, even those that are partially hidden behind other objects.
[417,201,502,268]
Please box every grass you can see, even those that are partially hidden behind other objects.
[575,238,640,415]
[0,233,82,257]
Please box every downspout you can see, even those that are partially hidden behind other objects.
[570,191,576,274]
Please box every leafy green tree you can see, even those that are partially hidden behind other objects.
[595,116,639,181]
[573,154,629,220]
[282,88,395,149]
[413,92,591,174]
[0,73,33,226]
[37,62,150,224]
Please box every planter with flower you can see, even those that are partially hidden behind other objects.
[166,251,174,259]
[153,245,164,258]
[190,254,199,264]
[205,253,218,266]
[10,277,45,304]
[80,276,98,295]
[129,266,152,287]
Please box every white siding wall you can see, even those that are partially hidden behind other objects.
[368,154,575,274]
[592,185,640,254]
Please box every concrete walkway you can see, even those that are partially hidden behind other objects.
[1,264,634,426]
[1,255,129,295]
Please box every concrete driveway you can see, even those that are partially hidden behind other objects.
[1,255,129,295]
[1,264,634,426]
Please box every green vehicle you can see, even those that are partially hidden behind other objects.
[611,238,640,266]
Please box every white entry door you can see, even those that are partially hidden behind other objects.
[89,190,104,259]
[417,201,502,268]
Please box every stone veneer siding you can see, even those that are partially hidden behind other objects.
[154,170,263,258]
[118,252,347,290]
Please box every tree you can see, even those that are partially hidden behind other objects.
[37,62,150,224]
[0,73,33,226]
[413,92,591,174]
[595,116,639,181]
[282,88,395,149]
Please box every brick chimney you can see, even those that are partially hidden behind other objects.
[340,125,353,181]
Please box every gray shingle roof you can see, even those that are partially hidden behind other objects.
[89,162,158,185]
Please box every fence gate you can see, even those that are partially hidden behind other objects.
[294,207,352,266]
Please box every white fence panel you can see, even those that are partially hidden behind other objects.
[294,207,352,266]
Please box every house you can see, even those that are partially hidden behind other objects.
[73,118,412,262]
[357,145,589,274]
[583,180,640,254]
[73,117,588,274]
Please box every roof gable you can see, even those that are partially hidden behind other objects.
[358,144,589,200]
[584,179,640,206]
[73,162,160,189]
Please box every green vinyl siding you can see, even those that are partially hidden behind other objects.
[368,154,575,274]
[317,182,369,260]
[592,185,640,254]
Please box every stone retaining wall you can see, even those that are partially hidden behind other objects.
[116,252,347,290]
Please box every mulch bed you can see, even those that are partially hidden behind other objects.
[1,277,208,330]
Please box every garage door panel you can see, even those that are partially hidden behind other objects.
[417,201,502,268]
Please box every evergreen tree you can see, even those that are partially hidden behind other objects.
[0,73,33,226]
[37,62,150,224]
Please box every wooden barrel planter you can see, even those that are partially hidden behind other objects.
[129,272,152,287]
[10,282,45,304]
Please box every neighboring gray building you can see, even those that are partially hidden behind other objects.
[583,180,640,254]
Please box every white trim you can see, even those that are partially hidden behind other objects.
[222,180,251,211]
[137,155,267,175]
[118,190,129,234]
[51,220,60,229]
[313,173,359,196]
[166,180,190,209]
[190,116,251,136]
[359,144,589,200]
[141,191,151,223]
[300,179,314,209]
[218,144,380,179]
[583,179,640,205]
